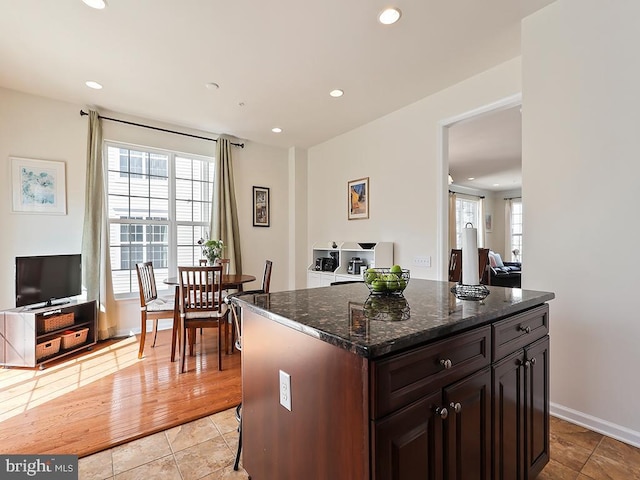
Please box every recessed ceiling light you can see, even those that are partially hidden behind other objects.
[378,7,401,25]
[468,177,475,181]
[205,82,219,90]
[493,183,500,187]
[329,89,344,98]
[271,127,282,133]
[82,0,107,9]
[85,81,103,90]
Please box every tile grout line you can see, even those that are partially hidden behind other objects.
[164,429,186,480]
[578,435,605,479]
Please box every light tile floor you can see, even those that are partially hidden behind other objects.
[80,410,640,480]
[79,408,249,480]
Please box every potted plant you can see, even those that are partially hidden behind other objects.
[198,237,225,265]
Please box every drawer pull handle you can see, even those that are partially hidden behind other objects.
[519,325,531,334]
[440,359,452,369]
[450,402,462,413]
[435,406,448,419]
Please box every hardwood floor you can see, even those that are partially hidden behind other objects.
[0,329,241,458]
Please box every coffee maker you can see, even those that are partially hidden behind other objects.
[347,257,366,275]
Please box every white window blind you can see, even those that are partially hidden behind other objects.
[106,143,214,295]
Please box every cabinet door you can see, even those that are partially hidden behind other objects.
[492,349,526,480]
[373,391,444,480]
[525,336,550,479]
[443,367,491,480]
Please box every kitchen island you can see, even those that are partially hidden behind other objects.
[232,279,554,480]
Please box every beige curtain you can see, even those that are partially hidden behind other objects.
[448,192,457,251]
[504,198,513,259]
[211,136,242,274]
[81,110,117,340]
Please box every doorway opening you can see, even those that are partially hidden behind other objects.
[436,94,522,280]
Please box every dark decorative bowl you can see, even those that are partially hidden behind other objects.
[358,242,377,250]
[363,267,410,296]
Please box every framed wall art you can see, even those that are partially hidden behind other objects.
[348,177,369,220]
[484,213,493,233]
[253,186,270,227]
[11,157,67,215]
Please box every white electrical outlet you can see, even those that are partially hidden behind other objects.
[413,256,431,267]
[279,370,292,411]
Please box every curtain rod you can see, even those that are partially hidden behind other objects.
[79,110,244,148]
[504,196,522,200]
[449,190,485,199]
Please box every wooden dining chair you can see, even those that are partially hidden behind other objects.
[178,265,228,373]
[214,258,230,274]
[448,248,490,284]
[135,262,177,359]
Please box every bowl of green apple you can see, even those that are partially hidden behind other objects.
[363,265,410,296]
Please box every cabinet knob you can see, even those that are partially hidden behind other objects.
[450,402,462,413]
[530,357,537,366]
[519,325,531,334]
[440,359,452,369]
[435,406,449,419]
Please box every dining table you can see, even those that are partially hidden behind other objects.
[163,272,257,362]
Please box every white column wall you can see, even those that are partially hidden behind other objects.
[523,0,640,444]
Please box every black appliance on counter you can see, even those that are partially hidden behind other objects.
[347,257,366,275]
[315,257,336,272]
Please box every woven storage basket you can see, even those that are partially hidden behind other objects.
[60,328,89,350]
[36,337,61,361]
[40,312,74,333]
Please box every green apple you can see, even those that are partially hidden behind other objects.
[372,280,387,292]
[390,264,402,274]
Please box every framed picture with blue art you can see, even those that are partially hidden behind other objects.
[348,177,369,220]
[11,157,67,215]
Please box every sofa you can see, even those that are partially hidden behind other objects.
[488,251,521,288]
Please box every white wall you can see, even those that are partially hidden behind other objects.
[0,88,87,310]
[0,88,290,336]
[308,57,522,279]
[523,0,640,445]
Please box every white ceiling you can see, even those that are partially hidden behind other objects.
[448,106,522,192]
[0,0,553,151]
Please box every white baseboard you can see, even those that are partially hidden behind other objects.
[551,402,640,448]
[115,319,174,339]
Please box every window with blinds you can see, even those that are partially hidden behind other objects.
[106,143,214,295]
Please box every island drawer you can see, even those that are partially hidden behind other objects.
[492,304,549,361]
[371,326,491,419]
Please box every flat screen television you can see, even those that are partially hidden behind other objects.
[15,254,82,308]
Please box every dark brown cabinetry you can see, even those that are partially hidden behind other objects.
[372,327,492,480]
[373,305,549,480]
[240,297,551,480]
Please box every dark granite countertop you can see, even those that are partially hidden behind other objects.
[232,279,555,359]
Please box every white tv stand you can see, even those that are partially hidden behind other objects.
[0,299,97,368]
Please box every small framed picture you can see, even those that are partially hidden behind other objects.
[11,157,67,215]
[253,186,270,227]
[484,213,493,232]
[348,177,369,220]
